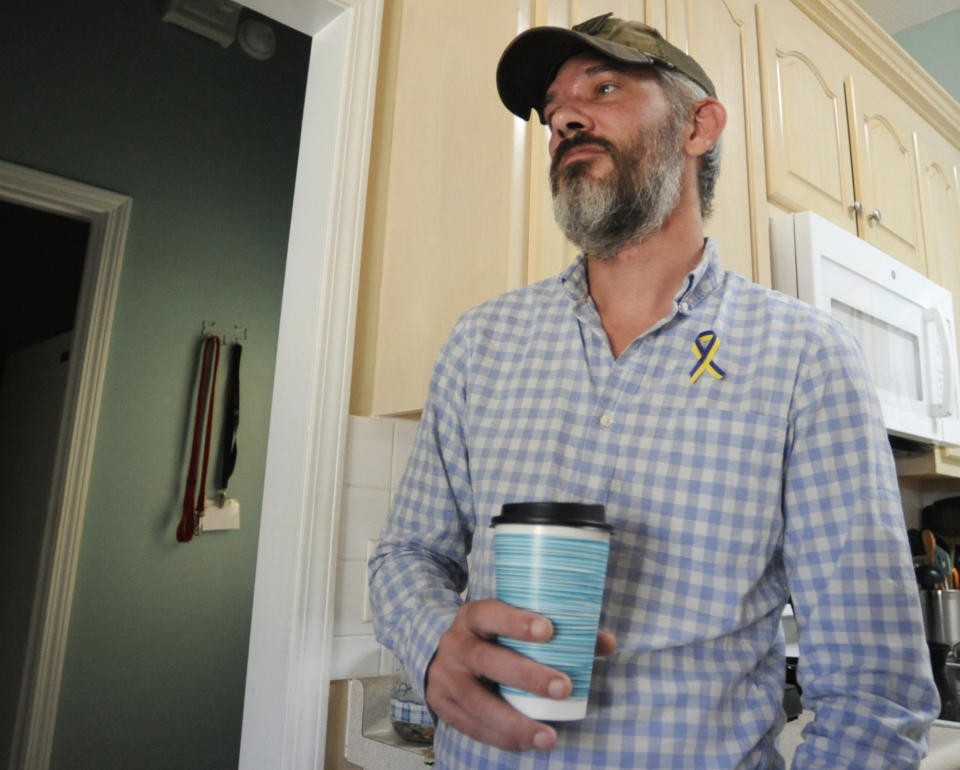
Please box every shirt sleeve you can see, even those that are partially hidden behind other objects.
[782,320,940,768]
[368,318,477,697]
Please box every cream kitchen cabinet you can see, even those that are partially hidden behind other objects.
[522,0,768,286]
[757,0,859,235]
[758,0,927,272]
[916,123,960,340]
[758,0,960,277]
[845,69,927,273]
[917,124,960,449]
[896,126,960,480]
[351,0,536,416]
[353,0,767,416]
[351,0,960,419]
[670,0,770,286]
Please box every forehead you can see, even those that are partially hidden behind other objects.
[552,53,625,81]
[543,53,658,102]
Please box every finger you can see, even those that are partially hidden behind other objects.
[464,636,572,701]
[456,600,571,697]
[595,630,617,657]
[432,677,558,752]
[433,613,572,702]
[459,598,554,642]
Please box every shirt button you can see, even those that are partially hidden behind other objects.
[680,302,690,313]
[599,413,613,427]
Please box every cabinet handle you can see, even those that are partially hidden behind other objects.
[849,200,863,215]
[869,208,883,223]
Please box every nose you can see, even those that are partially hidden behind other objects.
[547,101,595,154]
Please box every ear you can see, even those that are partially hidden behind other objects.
[684,99,726,158]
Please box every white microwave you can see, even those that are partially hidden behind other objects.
[771,211,960,447]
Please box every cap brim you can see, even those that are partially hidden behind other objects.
[496,27,656,123]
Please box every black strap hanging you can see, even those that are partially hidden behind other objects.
[217,343,241,502]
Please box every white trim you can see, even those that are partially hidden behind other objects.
[238,0,382,767]
[0,160,131,770]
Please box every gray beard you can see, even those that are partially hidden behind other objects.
[550,116,685,259]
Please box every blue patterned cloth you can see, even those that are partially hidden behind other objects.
[369,240,939,769]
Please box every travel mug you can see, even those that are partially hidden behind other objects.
[492,501,611,720]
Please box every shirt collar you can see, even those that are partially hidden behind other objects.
[559,237,723,316]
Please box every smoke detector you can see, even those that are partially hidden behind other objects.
[237,19,276,60]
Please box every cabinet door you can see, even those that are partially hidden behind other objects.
[845,72,927,273]
[909,130,960,478]
[756,0,858,234]
[524,0,578,285]
[527,0,669,283]
[353,0,537,416]
[915,125,960,337]
[672,0,769,284]
[528,0,763,283]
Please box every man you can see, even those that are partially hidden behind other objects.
[369,13,939,768]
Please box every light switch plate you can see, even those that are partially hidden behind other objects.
[361,539,378,622]
[200,498,240,531]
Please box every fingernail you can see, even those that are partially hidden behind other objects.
[530,618,551,639]
[533,730,554,751]
[548,678,568,699]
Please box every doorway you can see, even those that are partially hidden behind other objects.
[0,159,131,769]
[0,200,88,768]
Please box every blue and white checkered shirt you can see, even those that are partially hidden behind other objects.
[370,240,939,769]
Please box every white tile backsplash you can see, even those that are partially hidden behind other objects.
[332,416,420,680]
[339,485,390,561]
[390,417,419,491]
[329,634,384,681]
[344,415,395,489]
[334,559,373,637]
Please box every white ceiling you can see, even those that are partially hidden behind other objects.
[855,0,960,34]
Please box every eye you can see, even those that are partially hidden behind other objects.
[596,82,618,96]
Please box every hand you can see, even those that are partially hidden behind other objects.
[425,598,617,752]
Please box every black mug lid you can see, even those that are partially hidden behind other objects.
[491,501,610,531]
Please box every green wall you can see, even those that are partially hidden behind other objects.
[895,10,960,104]
[0,1,310,767]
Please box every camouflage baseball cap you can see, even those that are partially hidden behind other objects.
[497,12,716,124]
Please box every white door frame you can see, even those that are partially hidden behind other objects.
[0,160,132,770]
[238,1,382,767]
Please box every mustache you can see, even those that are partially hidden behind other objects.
[551,133,616,176]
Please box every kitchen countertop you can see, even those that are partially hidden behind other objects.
[345,677,432,769]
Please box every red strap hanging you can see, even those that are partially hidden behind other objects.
[177,335,221,542]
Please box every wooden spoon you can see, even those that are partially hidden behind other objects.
[922,529,938,569]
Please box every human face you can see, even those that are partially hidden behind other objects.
[544,54,688,256]
[543,54,674,173]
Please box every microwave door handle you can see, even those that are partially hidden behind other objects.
[924,306,955,418]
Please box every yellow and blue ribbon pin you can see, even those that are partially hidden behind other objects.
[689,329,726,384]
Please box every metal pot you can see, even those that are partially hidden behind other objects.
[919,589,960,649]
